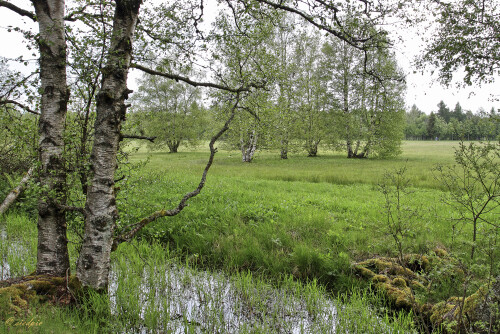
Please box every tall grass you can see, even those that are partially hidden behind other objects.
[0,236,416,333]
[1,141,496,333]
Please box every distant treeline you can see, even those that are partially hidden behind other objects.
[405,101,499,141]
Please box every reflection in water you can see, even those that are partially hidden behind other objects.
[0,223,33,280]
[0,224,10,280]
[110,264,337,333]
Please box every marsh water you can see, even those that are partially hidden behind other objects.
[0,224,9,280]
[109,264,338,333]
[0,227,410,333]
[0,225,338,332]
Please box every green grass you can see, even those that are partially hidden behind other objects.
[127,140,458,190]
[1,140,498,333]
[1,240,416,333]
[117,141,463,284]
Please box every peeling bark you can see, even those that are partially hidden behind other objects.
[32,0,70,276]
[76,0,142,290]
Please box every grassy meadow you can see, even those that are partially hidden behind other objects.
[131,141,456,189]
[1,140,498,333]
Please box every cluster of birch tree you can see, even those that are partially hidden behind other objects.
[132,12,406,161]
[0,0,497,292]
[0,0,401,290]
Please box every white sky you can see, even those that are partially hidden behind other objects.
[1,1,498,114]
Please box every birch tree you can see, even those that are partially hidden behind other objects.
[131,71,205,153]
[1,0,399,290]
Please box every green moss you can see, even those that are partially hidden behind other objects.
[376,282,413,310]
[430,301,456,326]
[404,254,431,272]
[357,258,415,279]
[434,248,448,258]
[0,284,34,319]
[371,274,389,283]
[67,276,82,298]
[358,258,393,272]
[387,264,414,278]
[462,283,489,315]
[0,275,81,321]
[419,303,433,318]
[28,280,57,294]
[354,265,375,279]
[392,277,407,288]
[410,280,425,290]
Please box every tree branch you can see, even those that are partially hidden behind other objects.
[0,166,34,215]
[120,134,157,143]
[0,1,36,21]
[249,0,376,49]
[0,1,106,23]
[131,63,264,93]
[0,99,39,115]
[112,93,241,249]
[59,205,85,214]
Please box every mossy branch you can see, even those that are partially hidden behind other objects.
[112,93,241,250]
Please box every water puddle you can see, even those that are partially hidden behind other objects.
[0,223,34,280]
[110,264,337,333]
[0,224,10,280]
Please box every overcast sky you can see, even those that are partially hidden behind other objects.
[1,1,498,114]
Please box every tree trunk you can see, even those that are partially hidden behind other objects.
[76,0,141,290]
[360,139,372,158]
[280,139,288,160]
[241,130,258,163]
[32,0,70,276]
[307,140,319,157]
[346,138,354,158]
[168,140,180,153]
[353,140,361,156]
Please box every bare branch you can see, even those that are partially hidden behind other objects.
[121,134,157,143]
[0,166,34,215]
[249,0,376,49]
[132,63,265,93]
[0,1,36,21]
[0,99,39,115]
[112,93,242,249]
[237,105,260,121]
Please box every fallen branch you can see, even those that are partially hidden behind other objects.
[112,93,241,249]
[0,166,34,216]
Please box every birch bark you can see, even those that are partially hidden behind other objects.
[76,0,142,290]
[32,0,70,276]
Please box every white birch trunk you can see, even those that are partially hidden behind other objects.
[76,0,142,290]
[32,0,70,276]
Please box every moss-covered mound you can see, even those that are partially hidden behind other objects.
[430,279,500,334]
[353,251,499,333]
[354,256,422,311]
[0,274,81,320]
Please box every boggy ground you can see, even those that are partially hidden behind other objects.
[1,141,499,332]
